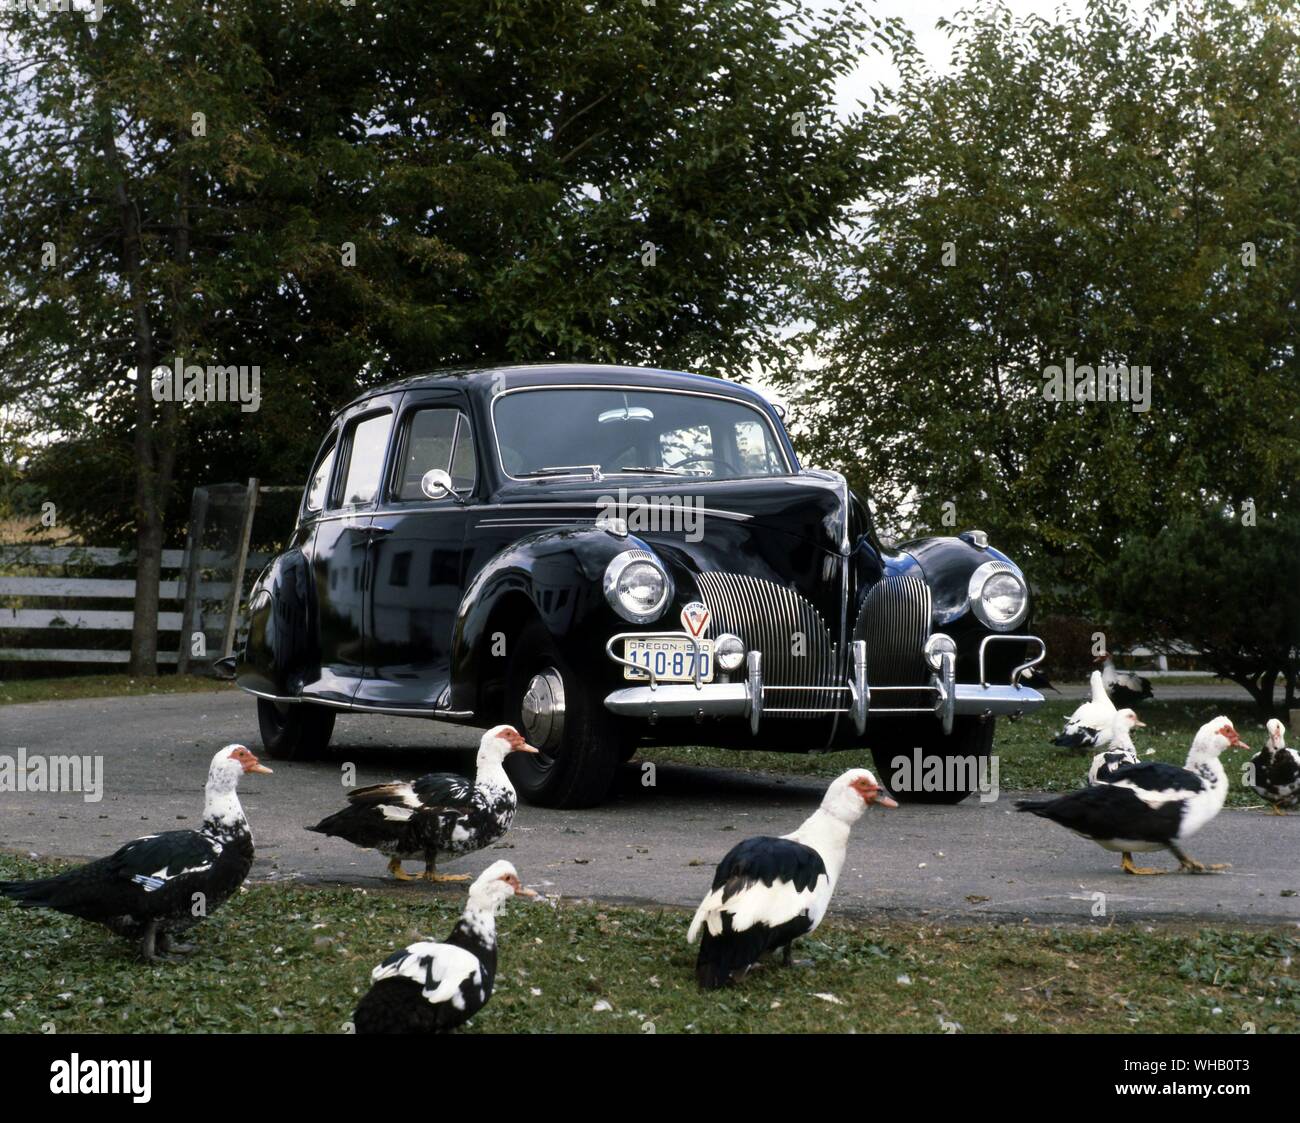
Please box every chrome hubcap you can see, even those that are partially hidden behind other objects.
[521,668,565,751]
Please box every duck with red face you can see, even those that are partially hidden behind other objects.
[353,860,538,1034]
[0,744,271,960]
[1018,717,1245,874]
[687,768,896,989]
[307,725,538,882]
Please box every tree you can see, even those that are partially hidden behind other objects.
[777,0,1300,616]
[1101,511,1300,716]
[0,0,875,672]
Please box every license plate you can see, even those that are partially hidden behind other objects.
[623,637,714,682]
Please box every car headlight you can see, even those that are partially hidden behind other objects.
[603,550,673,624]
[968,561,1028,631]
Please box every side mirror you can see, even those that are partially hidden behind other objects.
[420,468,455,500]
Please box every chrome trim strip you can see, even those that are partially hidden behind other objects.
[237,683,475,720]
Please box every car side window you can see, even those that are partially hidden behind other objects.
[392,408,476,500]
[336,411,393,508]
[304,437,337,514]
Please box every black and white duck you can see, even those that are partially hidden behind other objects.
[1087,708,1146,785]
[687,768,896,989]
[1248,718,1300,814]
[1051,670,1118,753]
[307,725,537,882]
[352,859,536,1033]
[0,744,270,960]
[1099,655,1154,707]
[1018,716,1244,875]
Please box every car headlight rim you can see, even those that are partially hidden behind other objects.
[714,633,745,672]
[603,549,673,624]
[968,560,1028,631]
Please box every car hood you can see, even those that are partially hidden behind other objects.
[491,471,849,554]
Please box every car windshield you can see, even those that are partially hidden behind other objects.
[492,387,790,480]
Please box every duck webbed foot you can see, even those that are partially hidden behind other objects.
[1170,846,1229,873]
[387,857,419,881]
[422,861,470,883]
[1120,852,1166,876]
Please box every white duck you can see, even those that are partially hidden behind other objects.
[1052,670,1118,753]
[1087,708,1146,785]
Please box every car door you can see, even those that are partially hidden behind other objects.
[303,399,396,706]
[354,388,477,710]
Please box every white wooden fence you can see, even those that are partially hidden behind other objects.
[0,545,268,666]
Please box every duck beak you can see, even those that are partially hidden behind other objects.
[869,788,899,809]
[511,742,540,754]
[247,762,273,774]
[516,885,539,897]
[1134,719,1147,728]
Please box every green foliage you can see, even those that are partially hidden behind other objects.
[0,0,874,546]
[1101,512,1300,713]
[779,0,1300,613]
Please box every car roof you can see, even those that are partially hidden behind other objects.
[335,363,775,417]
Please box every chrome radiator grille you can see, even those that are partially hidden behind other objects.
[696,571,839,718]
[853,573,931,685]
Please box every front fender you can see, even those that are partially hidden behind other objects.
[898,534,1034,682]
[449,527,651,710]
[235,549,319,697]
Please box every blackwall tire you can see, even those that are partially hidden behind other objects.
[257,698,336,761]
[871,716,996,805]
[504,621,624,809]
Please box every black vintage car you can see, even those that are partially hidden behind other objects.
[234,364,1046,807]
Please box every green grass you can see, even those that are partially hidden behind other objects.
[641,699,1274,807]
[0,674,232,706]
[0,855,1294,1034]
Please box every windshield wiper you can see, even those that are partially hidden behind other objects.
[518,464,604,481]
[614,465,691,476]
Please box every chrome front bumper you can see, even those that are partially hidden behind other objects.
[603,633,1046,736]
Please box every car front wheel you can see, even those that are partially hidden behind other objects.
[257,698,336,761]
[870,716,996,805]
[504,620,626,809]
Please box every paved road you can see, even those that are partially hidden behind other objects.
[3,691,1298,926]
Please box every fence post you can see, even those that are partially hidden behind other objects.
[175,488,209,675]
[221,478,259,658]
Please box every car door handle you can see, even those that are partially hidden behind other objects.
[367,524,395,539]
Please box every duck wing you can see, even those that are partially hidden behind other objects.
[0,830,223,921]
[307,773,478,851]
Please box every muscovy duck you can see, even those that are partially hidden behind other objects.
[0,744,270,960]
[686,769,896,989]
[1087,708,1146,785]
[307,724,537,882]
[352,859,536,1033]
[1051,670,1118,753]
[1248,718,1300,814]
[1099,655,1154,707]
[1018,716,1244,874]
